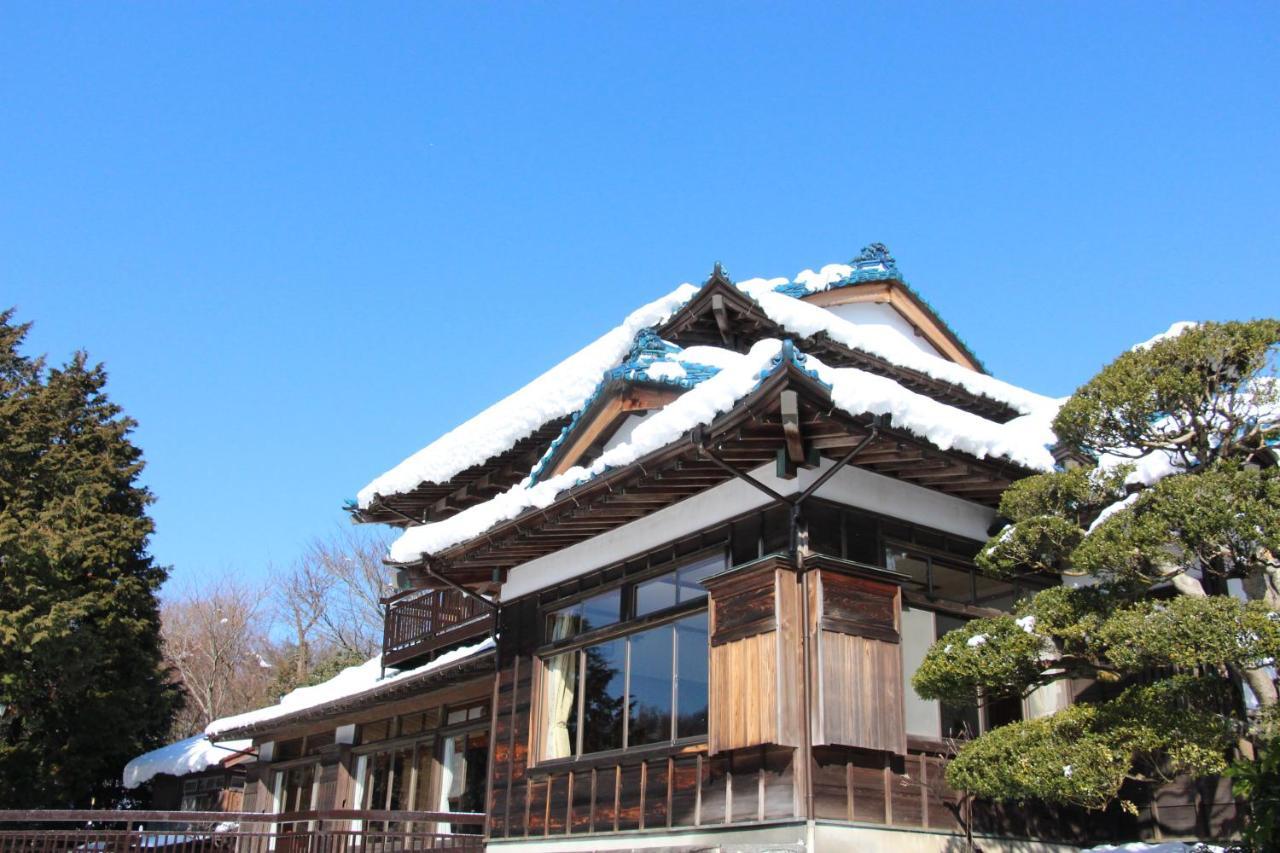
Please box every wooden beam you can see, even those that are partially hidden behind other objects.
[780,390,804,464]
[711,294,734,347]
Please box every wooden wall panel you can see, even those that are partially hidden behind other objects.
[849,752,887,824]
[569,771,592,834]
[669,757,701,828]
[814,631,906,753]
[709,631,780,752]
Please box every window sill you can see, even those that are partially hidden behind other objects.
[530,737,708,774]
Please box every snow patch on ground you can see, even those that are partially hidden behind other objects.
[122,735,252,789]
[205,638,495,737]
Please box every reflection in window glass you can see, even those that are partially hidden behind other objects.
[627,625,673,747]
[973,572,1017,610]
[635,553,724,617]
[675,612,709,738]
[931,563,973,603]
[886,549,929,585]
[546,588,621,641]
[580,638,625,754]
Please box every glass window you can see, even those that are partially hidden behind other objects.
[545,587,621,641]
[359,718,392,744]
[627,625,673,747]
[974,572,1017,610]
[886,548,929,585]
[580,637,626,754]
[635,552,723,617]
[275,764,315,813]
[675,612,709,738]
[538,612,709,761]
[438,730,488,833]
[931,562,974,603]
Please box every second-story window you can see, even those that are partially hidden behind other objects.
[537,551,720,762]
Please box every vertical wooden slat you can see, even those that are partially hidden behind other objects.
[694,754,703,827]
[638,760,647,830]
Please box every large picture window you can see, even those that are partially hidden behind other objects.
[538,552,718,762]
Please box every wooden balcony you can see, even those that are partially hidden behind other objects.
[382,588,495,669]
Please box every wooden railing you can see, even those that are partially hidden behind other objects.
[0,809,485,853]
[381,588,494,669]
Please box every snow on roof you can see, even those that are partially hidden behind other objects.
[739,283,1056,415]
[358,252,1051,509]
[356,286,700,509]
[387,339,1060,564]
[122,735,252,789]
[205,637,495,738]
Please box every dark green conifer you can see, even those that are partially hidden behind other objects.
[0,310,179,807]
[912,320,1280,814]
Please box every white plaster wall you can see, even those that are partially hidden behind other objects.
[901,606,941,738]
[812,462,995,542]
[501,458,995,601]
[825,301,945,360]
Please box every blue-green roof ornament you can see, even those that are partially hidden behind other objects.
[851,242,896,271]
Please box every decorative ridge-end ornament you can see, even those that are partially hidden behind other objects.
[704,261,733,288]
[851,242,896,271]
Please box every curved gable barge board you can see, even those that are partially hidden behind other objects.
[409,366,1031,580]
[802,279,984,373]
[655,284,1018,424]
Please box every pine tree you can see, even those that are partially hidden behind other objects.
[911,320,1280,815]
[0,310,180,807]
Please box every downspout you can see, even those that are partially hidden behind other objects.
[695,419,880,829]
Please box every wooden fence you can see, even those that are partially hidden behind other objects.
[0,810,485,853]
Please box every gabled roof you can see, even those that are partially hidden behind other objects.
[354,247,1056,530]
[384,337,1059,575]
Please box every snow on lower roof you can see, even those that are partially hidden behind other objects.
[205,638,495,738]
[358,254,1054,509]
[122,735,252,789]
[387,339,1059,564]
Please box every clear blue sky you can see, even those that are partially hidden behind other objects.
[3,3,1277,592]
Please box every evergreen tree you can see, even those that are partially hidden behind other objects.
[0,310,179,807]
[912,320,1280,815]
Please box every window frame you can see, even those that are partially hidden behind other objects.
[533,548,721,767]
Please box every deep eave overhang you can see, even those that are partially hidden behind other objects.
[400,363,1035,583]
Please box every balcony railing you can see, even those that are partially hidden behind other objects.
[382,588,495,669]
[0,809,485,853]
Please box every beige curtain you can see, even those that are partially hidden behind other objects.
[541,614,578,759]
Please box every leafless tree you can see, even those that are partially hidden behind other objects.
[161,575,277,739]
[268,526,393,683]
[301,525,394,658]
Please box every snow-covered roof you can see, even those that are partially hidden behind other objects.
[387,337,1060,564]
[357,253,1055,511]
[122,735,252,789]
[205,638,495,738]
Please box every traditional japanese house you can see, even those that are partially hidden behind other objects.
[348,244,1238,852]
[196,244,1237,851]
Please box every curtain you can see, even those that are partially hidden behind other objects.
[542,614,578,759]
